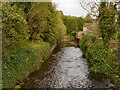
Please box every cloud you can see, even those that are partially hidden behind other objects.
[51,0,88,17]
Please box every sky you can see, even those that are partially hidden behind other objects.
[51,0,88,17]
[51,0,119,18]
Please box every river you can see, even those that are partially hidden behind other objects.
[21,42,114,88]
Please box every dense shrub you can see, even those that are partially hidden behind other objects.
[86,41,115,75]
[79,31,119,86]
[2,42,51,88]
[79,32,99,55]
[2,2,29,62]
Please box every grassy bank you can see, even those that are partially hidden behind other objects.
[79,32,120,87]
[2,42,51,88]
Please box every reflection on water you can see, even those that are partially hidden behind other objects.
[21,42,114,88]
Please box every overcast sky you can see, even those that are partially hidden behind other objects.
[51,0,119,18]
[51,0,88,17]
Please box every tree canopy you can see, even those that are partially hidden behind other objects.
[62,15,84,37]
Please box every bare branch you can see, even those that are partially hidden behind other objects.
[80,2,99,17]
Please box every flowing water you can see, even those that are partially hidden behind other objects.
[21,42,115,88]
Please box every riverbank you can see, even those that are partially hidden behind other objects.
[79,32,120,87]
[2,2,67,88]
[2,37,76,88]
[21,41,115,88]
[2,42,52,88]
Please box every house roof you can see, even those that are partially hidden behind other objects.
[83,22,98,31]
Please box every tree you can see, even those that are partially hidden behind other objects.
[98,2,117,50]
[26,2,52,43]
[77,17,84,31]
[62,15,84,37]
[84,14,92,23]
[52,11,66,43]
[80,0,118,51]
[2,2,29,61]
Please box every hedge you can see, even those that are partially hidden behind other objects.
[2,42,51,88]
[86,41,115,75]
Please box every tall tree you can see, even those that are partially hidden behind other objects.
[84,14,92,23]
[98,2,117,50]
[80,0,118,51]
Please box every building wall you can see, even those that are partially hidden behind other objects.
[83,27,88,31]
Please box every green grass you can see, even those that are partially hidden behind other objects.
[68,41,76,45]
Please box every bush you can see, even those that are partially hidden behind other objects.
[79,32,116,75]
[2,2,29,62]
[2,42,51,88]
[79,32,99,56]
[79,31,119,87]
[86,41,115,75]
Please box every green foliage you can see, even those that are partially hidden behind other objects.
[26,2,52,43]
[2,2,30,62]
[14,85,21,88]
[2,42,51,88]
[98,2,117,50]
[53,11,66,43]
[77,17,85,31]
[25,2,66,45]
[68,42,76,45]
[62,15,84,37]
[69,36,75,41]
[112,30,119,40]
[26,3,66,45]
[2,2,66,88]
[111,74,120,87]
[2,2,66,59]
[86,41,115,75]
[84,14,92,23]
[79,32,99,55]
[79,31,119,86]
